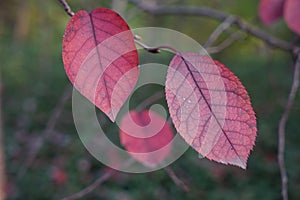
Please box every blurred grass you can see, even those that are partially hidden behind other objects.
[1,0,300,199]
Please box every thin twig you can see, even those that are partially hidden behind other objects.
[0,72,6,200]
[134,38,161,53]
[278,54,300,200]
[134,36,179,53]
[128,0,297,53]
[18,85,72,178]
[62,169,117,200]
[204,16,235,48]
[62,159,134,200]
[206,31,244,54]
[164,167,190,192]
[58,0,74,16]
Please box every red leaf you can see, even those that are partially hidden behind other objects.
[165,53,257,169]
[259,0,284,24]
[51,168,68,185]
[284,0,300,35]
[119,110,174,168]
[62,8,139,121]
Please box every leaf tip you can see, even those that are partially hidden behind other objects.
[231,157,248,169]
[238,162,247,170]
[106,112,117,122]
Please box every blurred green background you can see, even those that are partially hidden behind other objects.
[1,0,300,199]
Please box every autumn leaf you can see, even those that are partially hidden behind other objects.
[165,53,257,169]
[51,168,68,185]
[284,0,300,35]
[119,110,174,168]
[259,0,284,24]
[258,0,300,35]
[62,8,139,121]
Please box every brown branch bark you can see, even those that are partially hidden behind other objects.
[278,54,300,200]
[128,0,297,53]
[0,73,6,200]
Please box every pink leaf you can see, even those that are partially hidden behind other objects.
[284,0,300,35]
[119,110,174,168]
[62,8,139,121]
[165,53,257,169]
[51,168,68,185]
[259,0,285,24]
